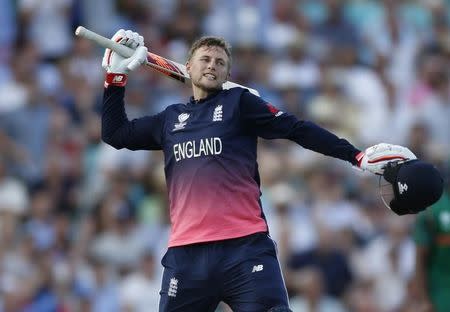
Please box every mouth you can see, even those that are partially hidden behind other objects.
[203,73,217,80]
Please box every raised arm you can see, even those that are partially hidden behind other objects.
[101,29,165,151]
[102,86,165,150]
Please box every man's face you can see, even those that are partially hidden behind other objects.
[186,46,230,92]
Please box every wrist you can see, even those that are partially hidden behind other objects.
[104,73,128,87]
[355,151,365,167]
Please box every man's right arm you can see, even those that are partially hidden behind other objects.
[101,29,163,150]
[102,86,164,150]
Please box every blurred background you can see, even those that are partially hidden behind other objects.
[0,0,449,311]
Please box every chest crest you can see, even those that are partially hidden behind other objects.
[212,104,223,122]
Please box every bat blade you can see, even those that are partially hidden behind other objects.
[146,52,188,83]
[75,26,259,96]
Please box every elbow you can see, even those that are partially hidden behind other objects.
[101,132,124,149]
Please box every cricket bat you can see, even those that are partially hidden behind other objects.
[75,26,259,96]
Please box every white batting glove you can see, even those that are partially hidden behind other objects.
[102,29,148,87]
[356,143,417,175]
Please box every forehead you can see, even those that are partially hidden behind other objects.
[193,46,229,59]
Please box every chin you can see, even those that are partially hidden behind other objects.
[199,81,223,91]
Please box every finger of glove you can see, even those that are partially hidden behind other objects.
[367,153,406,164]
[122,30,137,49]
[405,149,417,160]
[104,30,130,70]
[368,146,417,163]
[127,46,148,71]
[367,145,408,161]
[137,34,144,47]
[111,29,126,42]
[367,149,395,161]
[125,31,144,49]
[390,145,408,154]
[102,29,130,73]
[365,143,392,157]
[390,145,417,160]
[112,30,131,47]
[128,31,143,49]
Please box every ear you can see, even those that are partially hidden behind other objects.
[186,61,191,75]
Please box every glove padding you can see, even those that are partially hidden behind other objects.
[357,143,417,175]
[102,29,147,86]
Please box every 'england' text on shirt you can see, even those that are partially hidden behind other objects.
[173,137,222,162]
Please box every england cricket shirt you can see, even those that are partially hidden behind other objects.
[102,86,361,247]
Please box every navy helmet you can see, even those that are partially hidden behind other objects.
[381,159,443,215]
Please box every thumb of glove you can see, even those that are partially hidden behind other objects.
[127,46,148,72]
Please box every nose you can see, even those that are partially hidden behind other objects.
[207,60,216,71]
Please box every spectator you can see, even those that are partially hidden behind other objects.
[289,267,347,312]
[412,178,450,312]
[287,224,353,298]
[118,250,161,311]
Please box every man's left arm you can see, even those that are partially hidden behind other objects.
[239,90,416,173]
[239,91,361,165]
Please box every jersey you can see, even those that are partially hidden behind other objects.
[102,86,361,247]
[413,192,450,312]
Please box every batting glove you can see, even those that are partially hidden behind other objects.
[102,29,148,87]
[356,143,417,175]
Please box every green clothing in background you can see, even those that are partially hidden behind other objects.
[413,192,450,312]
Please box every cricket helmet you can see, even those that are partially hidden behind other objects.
[379,159,443,215]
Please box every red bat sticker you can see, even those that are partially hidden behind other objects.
[146,53,186,83]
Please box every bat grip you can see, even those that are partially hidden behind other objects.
[75,26,134,58]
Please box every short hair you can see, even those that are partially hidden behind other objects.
[187,36,232,68]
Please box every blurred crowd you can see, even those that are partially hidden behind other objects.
[0,0,449,311]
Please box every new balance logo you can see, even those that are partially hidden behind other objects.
[112,75,123,83]
[398,182,408,194]
[168,277,178,297]
[252,264,263,273]
[213,105,223,121]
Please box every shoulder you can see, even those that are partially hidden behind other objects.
[222,87,262,106]
[214,88,253,110]
[164,103,188,114]
[222,87,250,98]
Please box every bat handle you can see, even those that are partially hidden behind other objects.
[75,26,134,58]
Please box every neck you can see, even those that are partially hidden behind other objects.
[192,87,210,101]
[192,84,222,102]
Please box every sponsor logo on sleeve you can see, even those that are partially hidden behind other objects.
[266,103,283,117]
